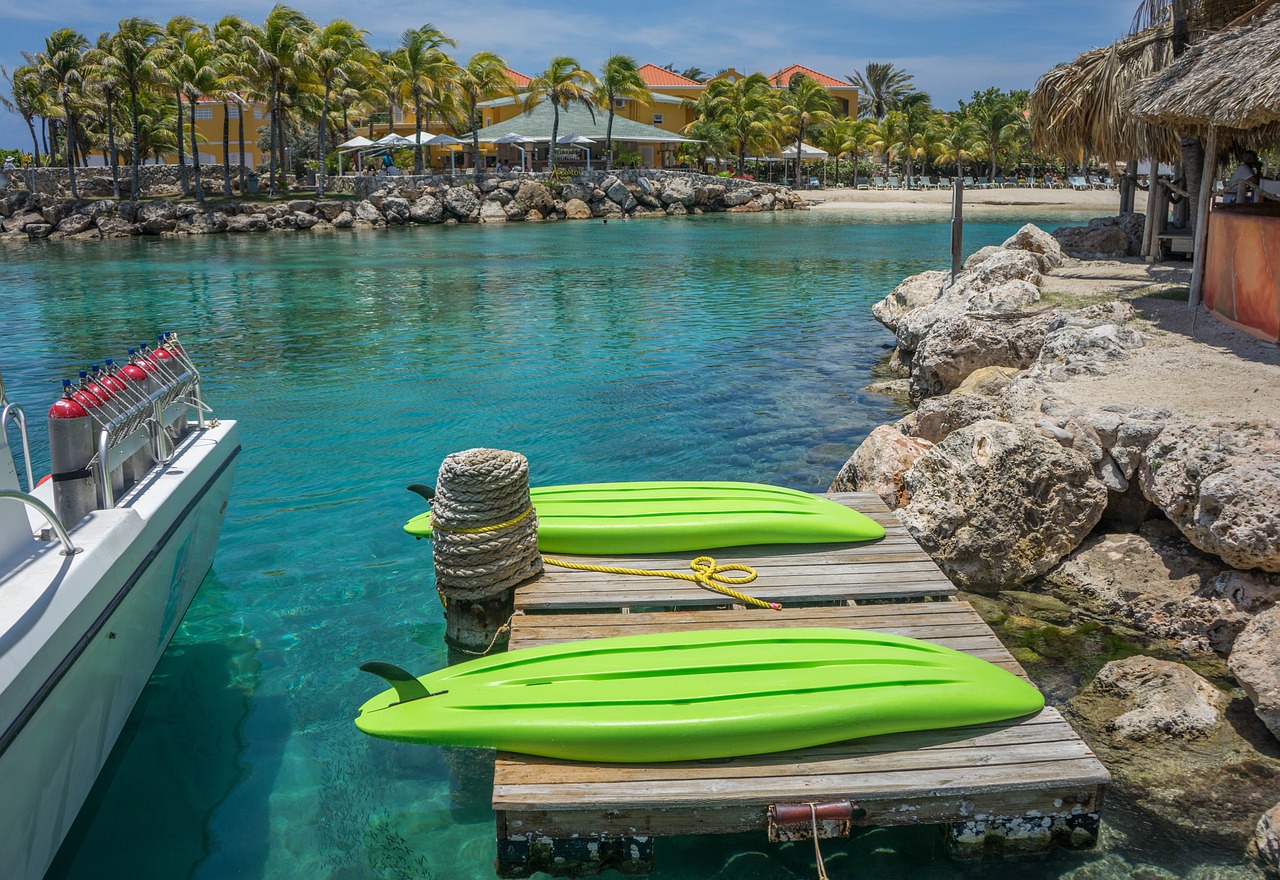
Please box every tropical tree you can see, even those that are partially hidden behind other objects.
[158,16,201,195]
[816,117,854,185]
[212,15,251,196]
[960,88,1024,179]
[931,115,983,177]
[778,74,835,185]
[847,61,914,120]
[524,56,597,171]
[35,29,89,198]
[173,28,221,203]
[680,66,707,83]
[677,116,733,170]
[456,52,513,178]
[883,92,934,182]
[101,17,163,200]
[1,65,47,169]
[242,4,315,195]
[85,34,126,197]
[691,71,778,173]
[311,18,368,193]
[594,55,651,170]
[391,24,456,174]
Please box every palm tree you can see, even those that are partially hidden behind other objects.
[173,29,221,203]
[456,52,513,178]
[102,18,163,200]
[36,29,89,198]
[779,74,835,186]
[680,67,707,83]
[883,92,934,183]
[692,72,778,173]
[847,62,914,120]
[311,19,368,193]
[159,17,200,196]
[391,24,457,174]
[2,65,47,170]
[816,117,854,186]
[524,57,597,171]
[846,118,879,186]
[594,55,651,171]
[242,4,314,196]
[678,117,733,171]
[932,115,983,179]
[966,93,1022,180]
[212,16,251,196]
[84,34,127,197]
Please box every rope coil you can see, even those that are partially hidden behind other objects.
[431,448,543,601]
[542,555,780,611]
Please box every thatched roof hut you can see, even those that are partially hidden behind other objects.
[1031,25,1181,164]
[1128,1,1280,144]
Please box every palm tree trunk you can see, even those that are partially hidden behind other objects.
[188,96,204,203]
[605,101,615,171]
[106,97,121,199]
[268,81,278,196]
[175,88,189,196]
[237,107,246,195]
[63,99,78,199]
[129,87,141,201]
[413,89,423,175]
[222,100,232,197]
[26,119,41,169]
[471,99,481,178]
[550,103,560,171]
[318,82,331,196]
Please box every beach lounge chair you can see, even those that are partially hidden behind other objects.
[994,176,1008,188]
[886,176,900,189]
[871,175,886,189]
[1068,176,1090,190]
[975,177,991,188]
[937,177,952,189]
[962,176,976,188]
[808,177,821,189]
[857,176,871,189]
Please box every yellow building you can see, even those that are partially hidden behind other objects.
[160,97,272,169]
[766,65,859,118]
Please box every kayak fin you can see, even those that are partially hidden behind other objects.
[406,483,435,503]
[359,661,440,705]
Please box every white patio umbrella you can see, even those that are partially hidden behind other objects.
[335,135,373,175]
[375,133,413,146]
[779,142,828,160]
[424,133,465,173]
[557,133,596,171]
[493,132,534,171]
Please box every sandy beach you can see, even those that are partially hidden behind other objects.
[806,184,1145,213]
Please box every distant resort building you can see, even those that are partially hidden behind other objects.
[145,96,271,169]
[369,63,859,171]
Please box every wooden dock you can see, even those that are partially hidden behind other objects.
[490,493,1110,877]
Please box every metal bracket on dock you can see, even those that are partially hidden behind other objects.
[767,800,865,842]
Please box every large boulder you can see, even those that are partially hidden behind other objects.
[409,195,443,224]
[515,180,556,215]
[659,176,696,206]
[829,425,932,509]
[56,213,95,235]
[444,186,480,220]
[1001,223,1064,270]
[563,198,591,220]
[871,269,948,333]
[1139,420,1280,572]
[911,392,1005,443]
[479,199,508,222]
[1032,302,1144,380]
[1252,803,1280,879]
[1229,605,1280,740]
[354,200,383,223]
[910,310,1053,399]
[1051,223,1130,259]
[898,420,1108,589]
[1087,655,1228,741]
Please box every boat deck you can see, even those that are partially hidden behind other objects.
[492,493,1109,877]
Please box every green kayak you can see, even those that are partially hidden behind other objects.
[355,628,1044,763]
[404,480,885,554]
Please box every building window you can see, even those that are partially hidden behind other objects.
[652,113,664,125]
[254,107,265,120]
[194,107,213,120]
[228,105,240,119]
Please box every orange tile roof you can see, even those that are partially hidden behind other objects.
[769,65,847,89]
[506,69,531,87]
[637,64,703,87]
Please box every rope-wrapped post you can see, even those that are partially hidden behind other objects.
[431,448,543,652]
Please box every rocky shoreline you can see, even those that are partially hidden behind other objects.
[0,171,806,242]
[834,220,1280,877]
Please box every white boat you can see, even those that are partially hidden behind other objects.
[0,339,239,880]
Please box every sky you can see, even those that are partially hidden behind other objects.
[0,0,1140,150]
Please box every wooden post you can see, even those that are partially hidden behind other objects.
[950,177,964,284]
[1142,176,1160,260]
[1188,126,1219,307]
[1120,160,1136,214]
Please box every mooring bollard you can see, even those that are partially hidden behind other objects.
[430,448,543,653]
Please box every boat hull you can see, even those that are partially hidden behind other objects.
[0,420,239,880]
[355,627,1044,763]
[405,481,886,554]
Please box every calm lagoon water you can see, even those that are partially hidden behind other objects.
[2,208,1249,880]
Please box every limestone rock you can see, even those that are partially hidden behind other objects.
[25,223,53,239]
[660,176,696,206]
[1052,223,1130,259]
[332,211,354,228]
[314,200,347,221]
[871,269,948,333]
[910,311,1053,399]
[605,179,630,204]
[963,245,1005,270]
[1033,302,1144,379]
[591,198,622,218]
[1139,420,1280,572]
[1002,223,1064,270]
[409,195,443,224]
[354,200,383,223]
[227,212,268,232]
[898,420,1108,589]
[95,215,136,237]
[515,180,556,215]
[1251,802,1280,879]
[2,210,42,233]
[830,425,932,509]
[954,365,1023,397]
[287,199,315,213]
[911,393,1005,443]
[479,199,508,222]
[444,186,479,220]
[563,198,591,220]
[381,196,411,222]
[56,213,94,235]
[293,211,318,230]
[665,201,688,216]
[960,247,1043,292]
[1088,655,1228,741]
[1229,605,1280,740]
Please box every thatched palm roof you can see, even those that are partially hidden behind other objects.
[1031,25,1181,164]
[1128,1,1280,141]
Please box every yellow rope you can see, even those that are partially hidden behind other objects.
[542,555,781,611]
[426,506,534,535]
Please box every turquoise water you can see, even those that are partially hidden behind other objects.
[2,209,1250,880]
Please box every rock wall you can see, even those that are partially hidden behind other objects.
[0,172,805,242]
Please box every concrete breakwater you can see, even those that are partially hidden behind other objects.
[0,171,806,242]
[834,220,1280,875]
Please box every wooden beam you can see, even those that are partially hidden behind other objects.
[1189,126,1219,307]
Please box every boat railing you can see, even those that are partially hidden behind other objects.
[1,402,35,493]
[0,490,79,556]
